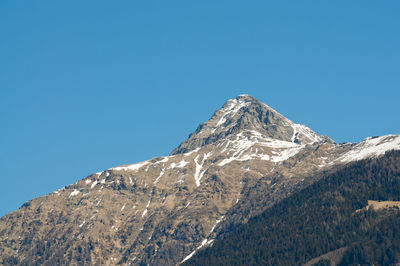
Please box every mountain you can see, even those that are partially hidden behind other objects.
[1,95,399,265]
[184,150,400,265]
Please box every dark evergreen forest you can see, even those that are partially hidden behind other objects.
[185,150,400,265]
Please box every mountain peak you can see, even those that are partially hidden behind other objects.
[171,95,331,155]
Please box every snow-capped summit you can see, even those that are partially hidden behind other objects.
[171,94,332,155]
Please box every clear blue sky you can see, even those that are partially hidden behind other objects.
[1,1,399,217]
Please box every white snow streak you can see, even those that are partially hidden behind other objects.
[169,160,189,169]
[153,168,165,184]
[194,152,211,186]
[209,216,224,234]
[142,198,151,218]
[181,216,224,264]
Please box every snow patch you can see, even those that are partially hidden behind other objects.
[260,138,299,149]
[69,189,80,197]
[170,159,189,169]
[156,157,169,164]
[291,123,322,144]
[184,147,201,157]
[271,146,304,163]
[112,161,149,171]
[90,180,98,189]
[339,135,400,163]
[218,133,255,166]
[217,131,301,166]
[209,216,223,234]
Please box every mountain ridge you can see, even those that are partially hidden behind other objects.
[0,95,399,265]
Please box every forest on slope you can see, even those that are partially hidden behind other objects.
[185,150,400,265]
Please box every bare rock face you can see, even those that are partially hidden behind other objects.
[1,95,399,265]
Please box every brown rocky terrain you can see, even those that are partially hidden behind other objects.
[1,94,399,265]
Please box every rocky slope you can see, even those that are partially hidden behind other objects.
[0,95,399,265]
[184,150,400,265]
